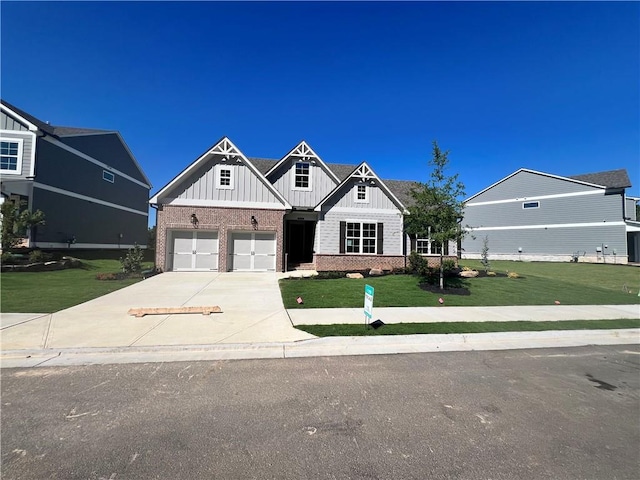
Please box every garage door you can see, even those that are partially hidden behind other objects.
[170,230,219,271]
[230,232,276,271]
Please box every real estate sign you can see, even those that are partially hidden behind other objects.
[364,284,374,321]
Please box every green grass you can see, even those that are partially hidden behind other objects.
[1,252,154,313]
[280,261,640,308]
[298,318,640,337]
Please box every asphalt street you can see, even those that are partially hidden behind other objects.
[2,345,639,480]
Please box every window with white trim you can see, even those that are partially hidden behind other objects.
[216,165,234,190]
[354,184,369,203]
[522,201,539,209]
[416,238,442,255]
[0,139,23,174]
[293,162,311,190]
[102,170,115,183]
[346,222,377,254]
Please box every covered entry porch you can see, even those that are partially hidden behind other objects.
[284,211,317,270]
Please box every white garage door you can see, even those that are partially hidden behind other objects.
[170,230,219,271]
[230,232,276,271]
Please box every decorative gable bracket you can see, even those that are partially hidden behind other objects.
[352,164,376,182]
[208,138,242,162]
[288,141,319,162]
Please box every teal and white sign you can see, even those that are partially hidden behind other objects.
[364,284,374,319]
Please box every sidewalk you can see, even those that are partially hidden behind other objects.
[2,304,638,368]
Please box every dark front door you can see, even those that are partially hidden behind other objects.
[287,221,315,264]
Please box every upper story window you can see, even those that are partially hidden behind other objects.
[102,170,115,183]
[522,201,540,209]
[0,139,23,175]
[293,162,311,190]
[354,184,369,203]
[216,165,234,190]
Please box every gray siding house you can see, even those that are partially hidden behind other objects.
[0,100,151,249]
[462,168,640,264]
[150,136,456,272]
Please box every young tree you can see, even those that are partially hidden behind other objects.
[1,200,46,251]
[405,141,466,289]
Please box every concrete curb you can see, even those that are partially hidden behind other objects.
[2,329,638,368]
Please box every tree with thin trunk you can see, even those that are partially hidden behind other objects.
[405,141,466,289]
[1,200,45,251]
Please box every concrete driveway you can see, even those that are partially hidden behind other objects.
[1,272,315,350]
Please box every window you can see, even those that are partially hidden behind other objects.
[216,165,234,189]
[102,170,115,183]
[0,139,22,174]
[354,184,368,203]
[416,239,442,255]
[293,162,311,190]
[522,201,539,209]
[345,222,377,254]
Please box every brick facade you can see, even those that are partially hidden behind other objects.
[314,254,458,272]
[156,205,286,272]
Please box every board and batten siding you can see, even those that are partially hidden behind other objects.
[268,161,338,208]
[1,111,29,131]
[329,183,398,210]
[469,170,602,204]
[316,210,404,255]
[464,191,622,229]
[0,130,35,179]
[625,197,637,221]
[167,159,282,206]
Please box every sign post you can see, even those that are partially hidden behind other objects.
[364,284,374,329]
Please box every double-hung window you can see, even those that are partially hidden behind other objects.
[416,238,442,255]
[293,162,311,190]
[0,139,23,174]
[345,222,377,254]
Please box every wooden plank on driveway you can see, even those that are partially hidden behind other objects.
[127,306,222,318]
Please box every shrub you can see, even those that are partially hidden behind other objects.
[408,251,429,277]
[442,259,457,274]
[28,249,51,263]
[119,244,144,274]
[1,252,14,264]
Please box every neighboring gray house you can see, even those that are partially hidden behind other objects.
[150,136,456,272]
[0,100,151,249]
[462,168,640,264]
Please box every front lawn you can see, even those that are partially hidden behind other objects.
[280,261,640,308]
[1,252,153,313]
[298,318,640,337]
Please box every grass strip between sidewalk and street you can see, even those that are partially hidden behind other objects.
[296,318,640,337]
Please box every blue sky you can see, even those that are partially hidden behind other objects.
[2,1,638,225]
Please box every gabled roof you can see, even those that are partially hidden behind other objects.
[265,140,341,184]
[53,126,113,136]
[1,99,53,134]
[569,169,631,189]
[465,168,632,202]
[149,137,292,208]
[315,162,408,213]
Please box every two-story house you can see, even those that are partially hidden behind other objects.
[461,168,640,264]
[0,100,151,249]
[150,136,457,272]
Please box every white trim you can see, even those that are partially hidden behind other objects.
[522,200,539,209]
[315,161,407,213]
[216,164,234,190]
[465,168,606,203]
[0,104,38,131]
[34,242,147,249]
[265,140,341,184]
[354,184,369,203]
[42,136,151,189]
[466,189,603,207]
[102,170,115,183]
[165,197,287,210]
[33,182,149,216]
[468,221,626,232]
[326,207,403,215]
[149,136,291,209]
[291,160,312,191]
[0,137,23,175]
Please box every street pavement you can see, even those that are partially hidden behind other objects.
[1,271,638,368]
